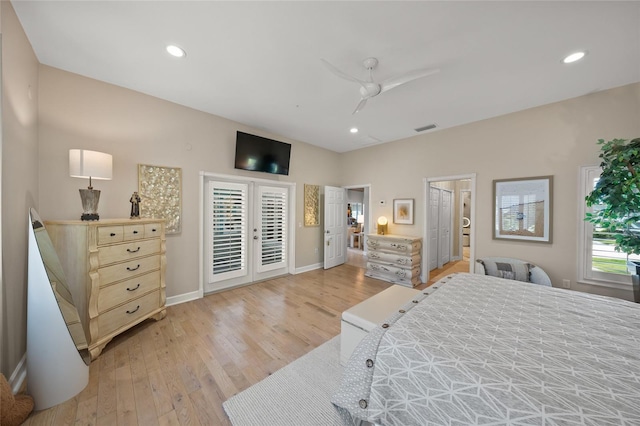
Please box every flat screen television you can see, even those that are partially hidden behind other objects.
[234,131,291,176]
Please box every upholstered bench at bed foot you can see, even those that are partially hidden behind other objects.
[340,285,420,365]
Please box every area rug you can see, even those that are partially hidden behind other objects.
[223,336,345,425]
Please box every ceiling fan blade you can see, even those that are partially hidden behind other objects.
[352,98,368,115]
[321,59,367,88]
[380,68,440,94]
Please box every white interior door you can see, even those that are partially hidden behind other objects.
[205,179,290,293]
[439,189,452,267]
[324,186,346,269]
[429,187,439,271]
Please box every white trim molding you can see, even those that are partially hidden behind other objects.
[295,263,323,274]
[166,291,201,307]
[422,173,477,284]
[577,165,633,290]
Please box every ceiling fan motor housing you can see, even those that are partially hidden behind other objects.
[360,83,381,98]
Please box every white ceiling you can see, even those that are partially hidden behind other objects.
[12,1,640,153]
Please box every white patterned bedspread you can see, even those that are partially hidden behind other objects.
[332,273,640,425]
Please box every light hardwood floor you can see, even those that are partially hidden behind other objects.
[23,265,393,425]
[23,260,468,425]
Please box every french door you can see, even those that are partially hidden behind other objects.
[204,177,292,293]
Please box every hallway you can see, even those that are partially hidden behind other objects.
[346,247,367,269]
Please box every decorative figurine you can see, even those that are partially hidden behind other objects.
[130,191,141,219]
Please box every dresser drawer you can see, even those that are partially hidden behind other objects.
[123,224,145,241]
[97,271,160,313]
[144,223,162,238]
[367,237,421,254]
[98,255,160,286]
[98,226,124,245]
[98,290,161,338]
[98,239,161,266]
[367,251,421,267]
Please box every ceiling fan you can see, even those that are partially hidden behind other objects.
[322,57,440,114]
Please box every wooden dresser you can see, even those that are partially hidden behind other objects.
[45,218,167,360]
[365,234,422,287]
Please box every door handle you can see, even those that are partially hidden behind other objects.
[326,230,330,234]
[253,236,258,240]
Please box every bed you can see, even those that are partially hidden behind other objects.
[332,273,640,425]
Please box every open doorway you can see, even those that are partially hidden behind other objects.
[422,174,476,283]
[344,185,371,269]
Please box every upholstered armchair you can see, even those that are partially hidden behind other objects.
[476,257,552,286]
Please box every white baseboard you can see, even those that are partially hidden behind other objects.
[294,263,323,274]
[169,263,324,305]
[166,290,201,307]
[9,353,27,394]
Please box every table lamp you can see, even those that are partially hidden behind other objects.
[69,149,112,221]
[377,216,388,235]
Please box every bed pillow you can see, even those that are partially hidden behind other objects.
[477,258,531,282]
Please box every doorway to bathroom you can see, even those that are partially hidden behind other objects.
[423,174,476,283]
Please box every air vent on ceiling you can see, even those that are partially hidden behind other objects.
[414,124,437,132]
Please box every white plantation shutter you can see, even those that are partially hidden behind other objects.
[257,186,287,272]
[207,181,248,282]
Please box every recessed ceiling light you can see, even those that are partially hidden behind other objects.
[350,127,358,134]
[166,44,186,58]
[563,51,586,64]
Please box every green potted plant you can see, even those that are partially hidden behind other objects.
[585,137,640,303]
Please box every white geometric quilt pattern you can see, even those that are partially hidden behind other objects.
[332,273,640,425]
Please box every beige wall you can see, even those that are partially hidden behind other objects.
[1,1,39,377]
[37,65,341,300]
[339,82,640,301]
[2,0,639,382]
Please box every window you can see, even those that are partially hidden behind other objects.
[578,166,636,288]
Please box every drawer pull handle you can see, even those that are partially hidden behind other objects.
[133,230,139,234]
[151,228,157,232]
[127,247,141,253]
[127,264,141,271]
[110,233,116,237]
[126,284,141,292]
[126,305,140,314]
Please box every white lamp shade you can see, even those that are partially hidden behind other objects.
[69,149,112,180]
[376,216,388,234]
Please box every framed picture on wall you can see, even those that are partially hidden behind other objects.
[493,175,553,243]
[138,164,183,234]
[393,198,414,224]
[304,184,320,226]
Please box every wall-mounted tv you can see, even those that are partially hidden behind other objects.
[234,131,291,176]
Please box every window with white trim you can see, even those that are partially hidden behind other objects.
[578,165,637,288]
